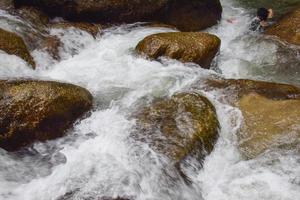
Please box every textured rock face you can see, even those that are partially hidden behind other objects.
[136,92,219,163]
[0,28,36,68]
[13,0,222,31]
[204,78,300,159]
[265,7,300,45]
[136,32,221,68]
[0,80,93,151]
[238,93,300,159]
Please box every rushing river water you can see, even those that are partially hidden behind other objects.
[0,0,300,200]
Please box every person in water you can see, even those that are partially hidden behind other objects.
[250,7,274,31]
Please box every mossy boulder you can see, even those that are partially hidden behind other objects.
[135,92,219,163]
[204,78,300,159]
[265,7,300,45]
[0,80,93,151]
[13,0,222,31]
[136,32,221,69]
[0,28,36,68]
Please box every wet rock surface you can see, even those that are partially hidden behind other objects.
[204,78,300,159]
[0,28,36,68]
[136,32,221,69]
[0,80,93,151]
[135,92,219,163]
[265,7,300,45]
[13,0,222,31]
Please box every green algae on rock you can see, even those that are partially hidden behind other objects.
[0,80,93,151]
[136,32,221,69]
[135,92,219,163]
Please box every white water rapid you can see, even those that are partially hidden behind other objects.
[0,0,299,200]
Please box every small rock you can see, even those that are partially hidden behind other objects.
[0,28,36,68]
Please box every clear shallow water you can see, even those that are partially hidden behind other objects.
[0,0,300,200]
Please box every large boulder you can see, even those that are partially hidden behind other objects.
[135,32,221,68]
[204,79,300,159]
[13,0,222,31]
[135,92,219,163]
[265,7,300,45]
[163,0,222,31]
[0,80,93,151]
[0,28,36,68]
[136,32,221,68]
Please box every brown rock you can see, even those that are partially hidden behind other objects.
[238,93,300,159]
[0,80,93,151]
[204,78,300,159]
[14,0,222,31]
[265,7,300,45]
[136,32,221,68]
[135,92,219,163]
[164,0,222,31]
[0,28,36,68]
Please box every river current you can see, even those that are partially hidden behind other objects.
[0,0,299,200]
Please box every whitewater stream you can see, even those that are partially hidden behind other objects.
[0,0,300,200]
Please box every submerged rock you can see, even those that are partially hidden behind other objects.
[13,0,222,31]
[50,22,102,38]
[265,7,300,45]
[0,28,36,68]
[136,32,221,68]
[0,80,93,151]
[204,78,300,159]
[135,92,219,163]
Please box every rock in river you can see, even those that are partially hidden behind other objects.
[136,32,221,69]
[135,92,219,163]
[13,0,222,31]
[265,7,300,45]
[204,78,300,159]
[0,80,93,151]
[0,28,36,68]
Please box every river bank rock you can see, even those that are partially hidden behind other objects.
[204,79,300,159]
[136,32,221,68]
[0,80,93,151]
[135,92,219,163]
[13,0,222,31]
[0,28,36,68]
[265,7,300,45]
